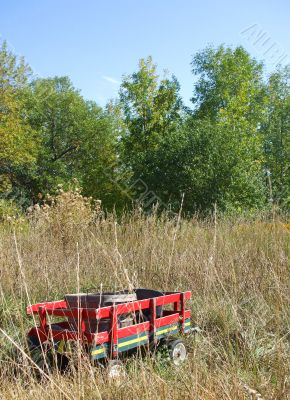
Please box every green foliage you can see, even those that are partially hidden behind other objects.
[27,76,92,188]
[262,66,290,206]
[191,45,266,125]
[0,41,39,193]
[24,77,123,208]
[77,102,128,210]
[136,119,266,213]
[0,42,288,215]
[188,45,268,212]
[120,57,182,153]
[119,56,184,203]
[117,48,269,213]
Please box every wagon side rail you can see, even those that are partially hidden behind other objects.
[26,291,191,319]
[26,299,67,315]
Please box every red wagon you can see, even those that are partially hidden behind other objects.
[26,288,192,375]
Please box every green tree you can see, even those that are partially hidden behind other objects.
[27,76,122,208]
[76,101,128,210]
[188,45,267,211]
[0,41,38,193]
[191,45,266,126]
[262,66,290,206]
[136,118,266,214]
[119,56,183,203]
[28,76,88,188]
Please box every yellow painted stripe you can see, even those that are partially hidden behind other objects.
[185,321,190,327]
[157,325,178,336]
[91,347,105,356]
[57,340,65,353]
[118,335,148,348]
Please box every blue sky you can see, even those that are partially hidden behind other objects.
[1,0,289,107]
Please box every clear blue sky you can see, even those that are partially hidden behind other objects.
[1,0,289,107]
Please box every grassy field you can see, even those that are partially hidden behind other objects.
[0,198,289,399]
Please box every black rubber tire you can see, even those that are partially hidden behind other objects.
[27,337,68,374]
[167,339,187,366]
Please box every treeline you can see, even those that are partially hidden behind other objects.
[0,41,289,215]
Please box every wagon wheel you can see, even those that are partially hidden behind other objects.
[107,359,126,379]
[168,339,187,366]
[27,337,68,374]
[27,337,54,373]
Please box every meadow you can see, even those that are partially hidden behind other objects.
[0,192,289,400]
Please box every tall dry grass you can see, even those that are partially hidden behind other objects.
[0,192,289,399]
